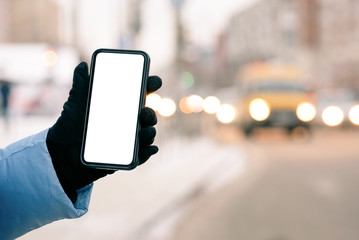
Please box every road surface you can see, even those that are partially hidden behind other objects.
[169,127,359,240]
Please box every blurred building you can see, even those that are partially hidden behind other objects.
[316,0,359,89]
[224,0,359,90]
[0,0,59,43]
[0,0,141,59]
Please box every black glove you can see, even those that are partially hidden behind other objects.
[46,62,162,203]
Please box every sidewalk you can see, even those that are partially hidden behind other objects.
[0,115,57,146]
[3,116,247,240]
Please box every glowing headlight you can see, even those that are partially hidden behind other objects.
[322,106,344,127]
[296,102,316,122]
[249,98,270,121]
[349,105,359,125]
[216,104,236,124]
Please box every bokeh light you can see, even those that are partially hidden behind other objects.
[349,105,359,125]
[203,96,221,114]
[180,72,194,89]
[216,104,236,124]
[249,98,270,121]
[158,98,176,117]
[41,49,58,68]
[179,97,192,114]
[322,106,344,127]
[296,102,316,122]
[146,93,162,111]
[186,95,203,113]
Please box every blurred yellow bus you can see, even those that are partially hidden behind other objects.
[236,62,316,136]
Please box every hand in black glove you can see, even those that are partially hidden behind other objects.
[46,62,162,203]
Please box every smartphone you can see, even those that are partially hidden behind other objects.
[81,49,150,170]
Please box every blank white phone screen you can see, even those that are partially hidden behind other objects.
[84,52,145,165]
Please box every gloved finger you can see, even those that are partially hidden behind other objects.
[147,76,162,94]
[74,168,115,188]
[139,145,159,165]
[139,126,156,146]
[139,107,157,127]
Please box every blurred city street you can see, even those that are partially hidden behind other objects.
[2,0,359,239]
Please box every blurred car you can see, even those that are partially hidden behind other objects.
[236,62,316,136]
[315,88,359,127]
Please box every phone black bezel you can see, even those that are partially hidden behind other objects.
[80,48,150,170]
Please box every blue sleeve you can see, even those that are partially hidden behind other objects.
[0,129,93,240]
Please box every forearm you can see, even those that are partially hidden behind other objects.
[0,130,92,239]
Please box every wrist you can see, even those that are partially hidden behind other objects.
[46,137,80,203]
